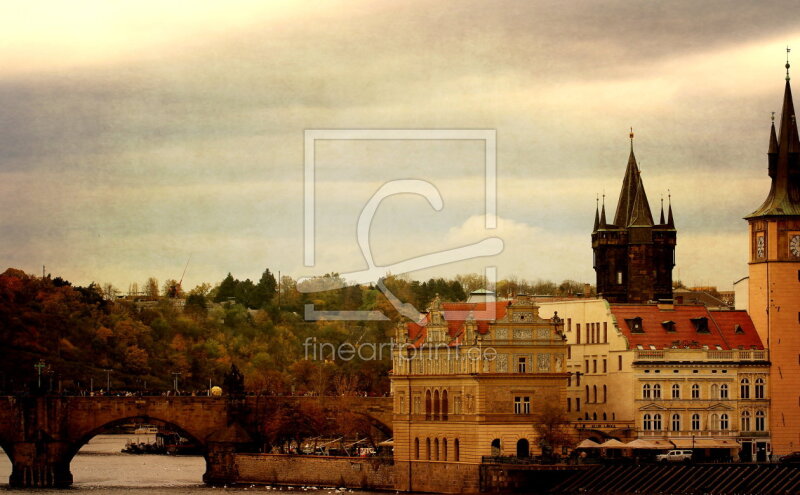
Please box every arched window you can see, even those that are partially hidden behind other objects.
[603,412,607,421]
[425,390,432,420]
[691,414,700,431]
[415,438,420,459]
[442,438,448,461]
[711,384,719,399]
[643,414,652,431]
[517,438,530,458]
[720,414,729,430]
[612,412,616,420]
[756,410,766,431]
[692,384,700,399]
[426,438,431,460]
[642,384,651,399]
[586,385,590,402]
[491,438,501,457]
[442,390,449,421]
[720,384,729,399]
[755,378,765,399]
[741,411,751,431]
[653,384,661,399]
[454,438,460,461]
[740,378,750,399]
[434,438,439,461]
[653,413,662,430]
[671,414,681,431]
[593,385,597,403]
[603,385,607,403]
[672,384,680,399]
[711,413,719,430]
[433,390,440,420]
[593,412,597,420]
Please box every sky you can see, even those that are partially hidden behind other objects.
[1,0,799,293]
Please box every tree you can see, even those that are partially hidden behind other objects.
[251,269,277,309]
[533,398,573,460]
[162,279,184,299]
[214,273,237,303]
[144,277,159,299]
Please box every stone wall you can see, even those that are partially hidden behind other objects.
[234,454,395,490]
[393,460,480,493]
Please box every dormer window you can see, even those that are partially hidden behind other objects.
[690,317,710,334]
[661,320,676,332]
[625,317,644,333]
[734,324,745,335]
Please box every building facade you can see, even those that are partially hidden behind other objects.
[391,296,568,493]
[745,63,800,456]
[592,134,676,304]
[536,299,768,461]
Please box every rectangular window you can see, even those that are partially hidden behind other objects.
[567,398,571,412]
[617,271,623,284]
[567,346,572,359]
[517,357,527,373]
[567,318,572,332]
[576,373,581,386]
[618,355,623,370]
[603,322,608,343]
[585,360,590,374]
[514,396,530,414]
[593,359,597,373]
[603,359,607,373]
[576,398,581,411]
[576,324,581,344]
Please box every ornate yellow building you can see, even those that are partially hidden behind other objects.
[391,295,568,493]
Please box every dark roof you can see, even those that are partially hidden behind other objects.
[609,304,763,350]
[747,77,800,218]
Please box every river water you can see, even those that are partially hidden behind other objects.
[0,435,365,494]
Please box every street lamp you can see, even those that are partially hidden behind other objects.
[103,369,112,393]
[34,360,46,389]
[172,372,182,394]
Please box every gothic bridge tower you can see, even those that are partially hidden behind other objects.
[592,132,676,303]
[746,53,800,456]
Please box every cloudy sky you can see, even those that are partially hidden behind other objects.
[1,0,798,293]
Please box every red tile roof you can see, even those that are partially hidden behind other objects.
[405,301,510,347]
[609,304,763,350]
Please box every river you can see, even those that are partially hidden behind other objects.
[0,434,365,494]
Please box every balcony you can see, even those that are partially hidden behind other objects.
[634,349,767,362]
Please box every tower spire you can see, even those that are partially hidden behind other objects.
[659,195,666,225]
[600,193,607,228]
[593,194,600,231]
[667,190,674,228]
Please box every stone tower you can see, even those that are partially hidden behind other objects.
[592,134,676,303]
[745,58,800,456]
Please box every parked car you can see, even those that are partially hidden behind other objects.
[656,450,693,463]
[779,452,800,465]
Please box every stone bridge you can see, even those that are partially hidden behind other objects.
[0,395,393,488]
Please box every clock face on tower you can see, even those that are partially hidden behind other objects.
[756,235,765,259]
[790,234,800,258]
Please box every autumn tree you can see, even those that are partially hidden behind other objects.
[533,397,573,460]
[144,277,159,299]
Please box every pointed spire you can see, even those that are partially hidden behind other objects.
[667,191,674,228]
[768,112,778,178]
[748,51,800,218]
[600,194,607,228]
[613,129,642,227]
[628,170,655,227]
[659,196,666,225]
[593,195,600,232]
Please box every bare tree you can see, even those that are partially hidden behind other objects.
[534,397,573,458]
[144,277,159,299]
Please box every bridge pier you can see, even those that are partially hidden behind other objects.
[8,440,74,488]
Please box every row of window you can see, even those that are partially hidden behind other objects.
[570,320,609,345]
[642,380,765,400]
[423,389,449,420]
[582,385,607,404]
[414,437,460,461]
[642,411,766,432]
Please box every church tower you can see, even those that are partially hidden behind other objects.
[592,132,676,303]
[746,54,800,456]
